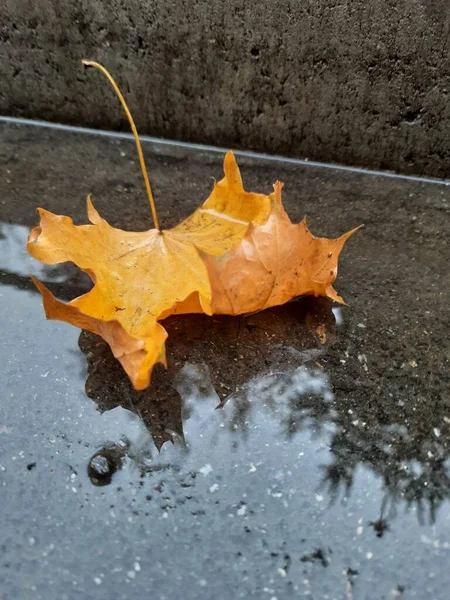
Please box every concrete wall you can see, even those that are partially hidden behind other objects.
[1,0,450,178]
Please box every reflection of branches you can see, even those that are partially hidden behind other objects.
[225,365,334,440]
[320,398,450,523]
[78,295,450,523]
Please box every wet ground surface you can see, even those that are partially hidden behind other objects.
[1,122,450,599]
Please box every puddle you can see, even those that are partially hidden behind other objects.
[1,122,450,599]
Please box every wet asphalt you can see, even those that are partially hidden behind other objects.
[1,122,450,599]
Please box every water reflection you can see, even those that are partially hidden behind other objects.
[1,217,448,523]
[321,396,450,524]
[79,298,450,523]
[0,222,66,283]
[0,220,91,296]
[80,298,333,449]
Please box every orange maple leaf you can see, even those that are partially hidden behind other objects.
[26,61,359,390]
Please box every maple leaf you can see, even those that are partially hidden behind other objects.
[205,180,358,315]
[26,61,359,390]
[27,152,273,389]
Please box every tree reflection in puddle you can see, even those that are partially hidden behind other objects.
[79,297,334,461]
[78,295,450,524]
[7,213,447,525]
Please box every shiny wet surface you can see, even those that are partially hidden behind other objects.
[1,122,450,599]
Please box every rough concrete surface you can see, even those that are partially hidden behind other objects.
[1,0,450,178]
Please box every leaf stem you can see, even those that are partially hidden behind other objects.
[82,59,160,231]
